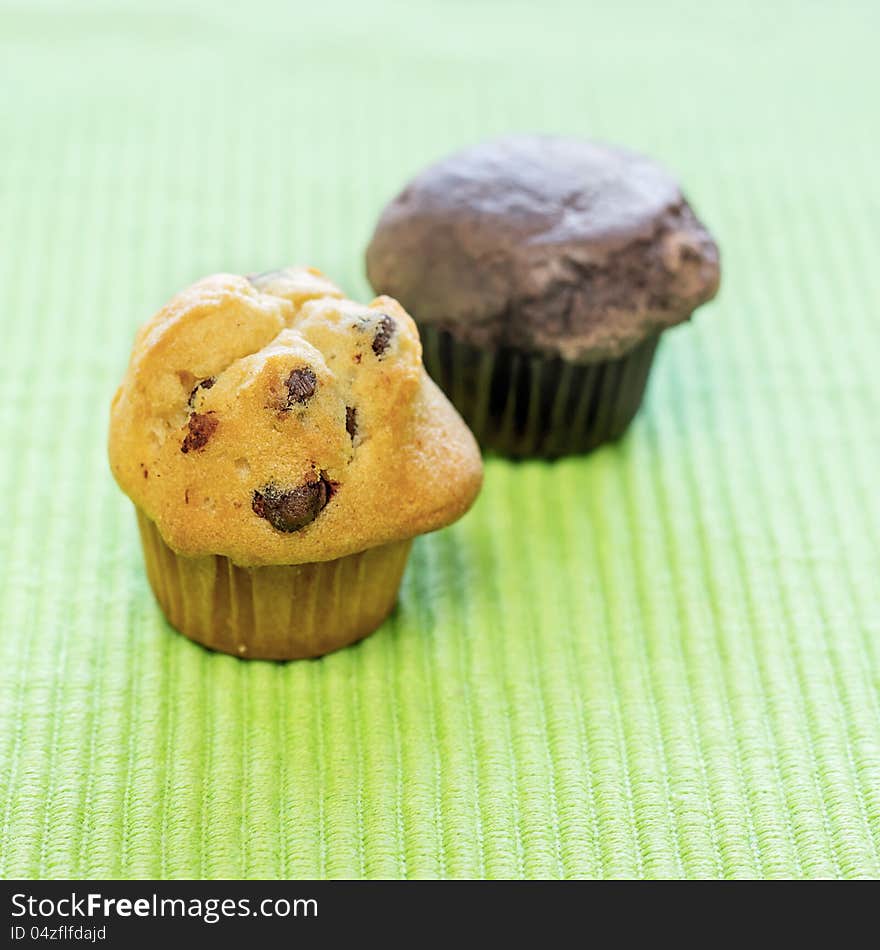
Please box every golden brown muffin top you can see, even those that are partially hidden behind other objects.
[109,267,483,566]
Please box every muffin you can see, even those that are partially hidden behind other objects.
[366,135,720,458]
[109,267,483,659]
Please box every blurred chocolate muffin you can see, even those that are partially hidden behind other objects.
[366,135,720,457]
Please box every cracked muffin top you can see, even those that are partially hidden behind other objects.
[366,135,720,362]
[109,267,483,566]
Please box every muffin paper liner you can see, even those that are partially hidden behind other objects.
[137,510,412,660]
[421,327,660,458]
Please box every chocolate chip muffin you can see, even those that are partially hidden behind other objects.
[109,266,483,659]
[366,135,720,457]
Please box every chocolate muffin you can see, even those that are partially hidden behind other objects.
[366,135,720,457]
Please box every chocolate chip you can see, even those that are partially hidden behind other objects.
[252,478,332,533]
[372,315,396,357]
[187,376,216,408]
[285,367,317,407]
[345,406,358,440]
[181,413,218,453]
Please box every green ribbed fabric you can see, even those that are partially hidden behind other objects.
[1,0,879,879]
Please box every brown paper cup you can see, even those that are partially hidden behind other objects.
[421,327,660,459]
[136,510,412,660]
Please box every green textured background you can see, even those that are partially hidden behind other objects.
[2,0,879,879]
